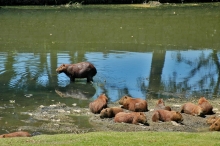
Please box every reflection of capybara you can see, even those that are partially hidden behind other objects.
[56,62,97,82]
[210,118,220,131]
[206,116,219,125]
[198,97,214,115]
[154,99,171,111]
[180,102,204,116]
[119,95,148,112]
[100,107,123,119]
[0,131,31,138]
[114,112,148,125]
[152,109,183,123]
[89,94,108,114]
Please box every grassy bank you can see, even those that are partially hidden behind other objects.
[0,131,219,146]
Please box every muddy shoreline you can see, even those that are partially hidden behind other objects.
[17,97,220,134]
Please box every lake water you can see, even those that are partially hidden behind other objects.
[0,3,220,133]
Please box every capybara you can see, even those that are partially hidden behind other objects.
[210,118,220,131]
[180,102,204,116]
[114,112,148,125]
[100,107,123,118]
[118,95,148,112]
[198,97,214,115]
[56,62,97,82]
[0,131,31,138]
[154,99,171,111]
[89,94,108,114]
[152,109,183,123]
[206,116,219,125]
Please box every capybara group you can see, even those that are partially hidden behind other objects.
[89,94,108,114]
[119,95,148,112]
[154,99,171,111]
[180,102,204,116]
[100,107,123,118]
[114,112,148,125]
[56,62,97,82]
[0,131,31,138]
[152,109,183,123]
[198,97,214,115]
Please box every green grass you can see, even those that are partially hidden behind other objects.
[0,131,220,146]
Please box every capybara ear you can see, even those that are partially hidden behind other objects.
[2,135,5,138]
[125,96,128,99]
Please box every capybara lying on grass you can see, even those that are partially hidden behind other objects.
[180,102,204,116]
[119,95,148,112]
[154,99,171,111]
[209,118,220,131]
[114,112,148,125]
[56,62,97,82]
[0,131,31,138]
[198,97,214,115]
[100,107,123,118]
[89,94,108,114]
[152,109,183,123]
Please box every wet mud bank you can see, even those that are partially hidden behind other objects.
[18,97,220,134]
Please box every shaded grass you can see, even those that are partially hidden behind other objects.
[0,131,220,146]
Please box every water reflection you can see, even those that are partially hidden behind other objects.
[0,49,220,103]
[162,50,218,98]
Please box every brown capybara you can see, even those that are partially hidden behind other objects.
[100,107,124,118]
[114,112,148,125]
[180,102,204,116]
[154,99,171,111]
[118,95,148,112]
[198,97,214,115]
[206,116,219,125]
[89,94,108,114]
[210,118,220,131]
[0,131,31,138]
[56,62,97,82]
[152,109,183,123]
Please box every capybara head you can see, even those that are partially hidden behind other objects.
[198,97,208,105]
[137,112,148,124]
[210,118,220,131]
[119,95,131,105]
[196,106,205,116]
[100,107,123,119]
[173,111,184,123]
[100,108,112,119]
[156,99,164,105]
[56,64,67,73]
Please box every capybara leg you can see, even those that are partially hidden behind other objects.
[87,76,93,82]
[70,77,75,82]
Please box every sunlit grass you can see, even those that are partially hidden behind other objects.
[0,131,220,146]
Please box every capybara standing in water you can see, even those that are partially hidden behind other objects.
[152,109,183,123]
[154,99,171,111]
[209,118,220,131]
[0,131,31,138]
[118,95,148,112]
[56,62,97,82]
[180,102,204,116]
[89,94,108,114]
[198,97,214,115]
[100,107,124,118]
[114,112,148,125]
